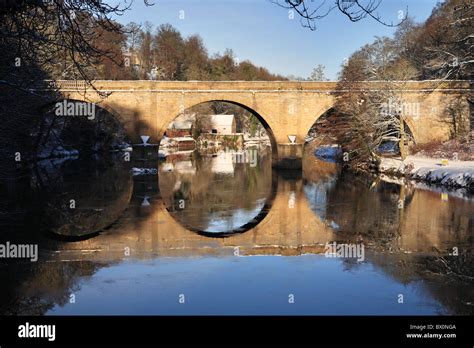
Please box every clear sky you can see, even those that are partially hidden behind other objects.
[110,0,441,80]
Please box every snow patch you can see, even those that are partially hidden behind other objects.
[380,155,474,190]
[131,167,158,176]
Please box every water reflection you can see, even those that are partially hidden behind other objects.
[158,147,274,235]
[0,148,472,315]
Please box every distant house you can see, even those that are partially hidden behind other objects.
[165,113,195,138]
[166,113,237,138]
[208,114,236,135]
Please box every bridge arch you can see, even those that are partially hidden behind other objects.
[303,105,419,153]
[160,98,279,162]
[403,117,419,145]
[41,98,124,124]
[40,98,131,154]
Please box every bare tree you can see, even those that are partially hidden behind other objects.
[443,98,470,141]
[334,37,418,168]
[422,0,473,80]
[309,64,327,81]
[271,0,407,30]
[0,0,153,92]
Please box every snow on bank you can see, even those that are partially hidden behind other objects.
[380,155,474,190]
[131,167,158,176]
[37,145,79,159]
[379,174,472,200]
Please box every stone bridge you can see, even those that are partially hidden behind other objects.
[54,80,471,168]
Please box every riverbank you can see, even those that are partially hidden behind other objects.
[379,155,474,192]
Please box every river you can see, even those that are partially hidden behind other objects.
[0,146,472,315]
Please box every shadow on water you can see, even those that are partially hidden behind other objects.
[0,157,133,243]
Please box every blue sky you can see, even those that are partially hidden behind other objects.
[111,0,440,79]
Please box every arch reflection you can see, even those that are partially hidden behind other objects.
[158,147,277,237]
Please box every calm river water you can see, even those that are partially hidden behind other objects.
[0,146,472,315]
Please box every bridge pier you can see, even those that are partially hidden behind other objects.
[272,143,304,170]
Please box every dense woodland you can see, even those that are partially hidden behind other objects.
[91,22,287,81]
